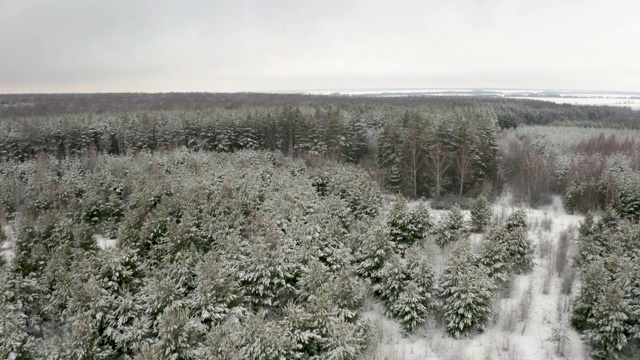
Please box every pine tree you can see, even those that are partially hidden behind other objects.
[435,204,469,248]
[470,195,492,232]
[154,304,205,360]
[374,254,409,306]
[193,252,242,328]
[404,245,437,313]
[507,228,535,273]
[585,285,632,359]
[578,212,595,238]
[0,271,33,360]
[389,281,428,333]
[387,197,431,253]
[505,209,527,232]
[480,227,512,285]
[439,242,495,338]
[572,259,609,331]
[353,226,392,282]
[322,316,370,360]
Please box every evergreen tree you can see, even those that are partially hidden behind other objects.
[505,209,527,232]
[389,281,428,333]
[353,226,392,282]
[387,197,431,253]
[470,195,492,232]
[404,245,438,313]
[480,227,512,285]
[572,260,609,330]
[0,271,33,360]
[585,285,632,359]
[507,228,535,273]
[154,304,205,360]
[435,204,469,248]
[374,254,409,306]
[439,242,495,338]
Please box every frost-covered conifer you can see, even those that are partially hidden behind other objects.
[585,285,632,359]
[439,242,495,338]
[578,212,595,238]
[322,315,371,360]
[353,226,392,282]
[480,227,512,284]
[239,241,298,309]
[508,227,534,273]
[505,208,527,232]
[154,304,205,360]
[204,318,246,360]
[374,254,409,306]
[329,269,366,321]
[404,245,437,312]
[389,281,429,333]
[470,195,491,232]
[435,204,469,248]
[193,252,242,328]
[572,259,609,331]
[0,271,33,360]
[387,197,431,253]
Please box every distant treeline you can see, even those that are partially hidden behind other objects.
[1,92,639,128]
[1,93,639,202]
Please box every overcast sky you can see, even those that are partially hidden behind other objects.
[1,0,639,93]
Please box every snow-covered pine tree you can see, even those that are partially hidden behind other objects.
[193,252,242,328]
[329,269,366,321]
[374,254,409,307]
[507,227,535,273]
[572,259,609,331]
[470,195,492,232]
[353,225,392,282]
[435,204,469,248]
[204,317,246,360]
[505,208,527,232]
[0,271,33,360]
[578,212,595,238]
[585,285,632,359]
[387,197,431,253]
[240,311,296,360]
[439,242,495,338]
[322,316,371,360]
[404,245,438,313]
[389,280,429,333]
[480,227,513,285]
[154,303,205,360]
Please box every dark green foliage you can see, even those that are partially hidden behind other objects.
[434,204,469,248]
[470,195,492,232]
[387,197,433,253]
[353,225,392,282]
[585,285,632,359]
[508,228,535,273]
[438,242,495,338]
[504,209,527,232]
[480,227,512,284]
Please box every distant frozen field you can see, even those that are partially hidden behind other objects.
[302,88,640,109]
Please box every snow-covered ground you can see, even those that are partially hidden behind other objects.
[1,223,15,263]
[366,194,591,360]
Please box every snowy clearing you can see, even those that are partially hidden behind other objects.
[366,194,590,360]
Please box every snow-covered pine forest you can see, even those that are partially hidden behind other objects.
[1,93,640,359]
